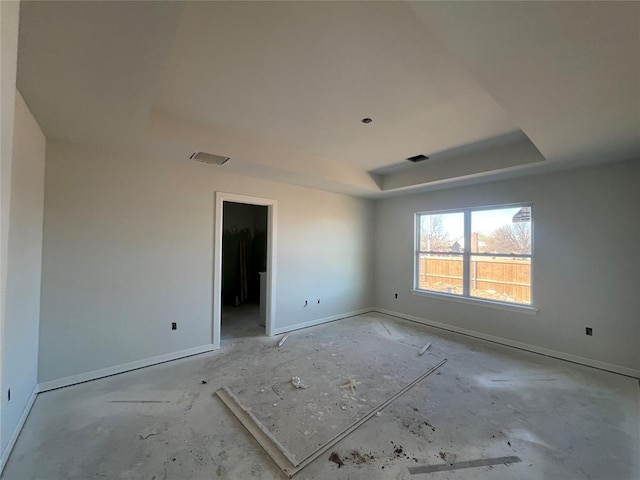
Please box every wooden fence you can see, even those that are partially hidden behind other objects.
[418,256,531,304]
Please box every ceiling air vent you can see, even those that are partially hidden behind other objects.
[406,154,429,163]
[190,152,229,166]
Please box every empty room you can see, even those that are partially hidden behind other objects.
[1,1,638,479]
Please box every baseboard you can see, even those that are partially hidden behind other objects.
[272,307,375,336]
[38,344,218,393]
[374,308,640,379]
[0,383,39,475]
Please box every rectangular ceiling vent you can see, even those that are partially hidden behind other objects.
[190,152,229,166]
[406,154,430,163]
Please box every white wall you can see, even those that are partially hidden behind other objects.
[375,159,640,374]
[1,91,45,453]
[38,141,374,383]
[0,0,21,467]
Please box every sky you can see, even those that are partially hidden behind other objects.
[433,207,529,240]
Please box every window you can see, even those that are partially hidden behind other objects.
[415,205,533,306]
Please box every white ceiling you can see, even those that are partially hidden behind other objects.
[17,1,640,198]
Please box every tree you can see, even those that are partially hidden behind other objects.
[420,215,451,251]
[485,222,531,254]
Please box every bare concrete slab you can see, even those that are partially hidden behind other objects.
[2,313,639,480]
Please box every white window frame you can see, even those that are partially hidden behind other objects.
[413,203,536,312]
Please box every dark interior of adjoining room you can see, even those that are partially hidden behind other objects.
[221,202,268,338]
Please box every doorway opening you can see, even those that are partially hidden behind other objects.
[222,201,267,338]
[213,193,276,348]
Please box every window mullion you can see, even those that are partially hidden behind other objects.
[463,210,471,297]
[415,214,420,289]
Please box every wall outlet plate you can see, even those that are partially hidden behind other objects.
[585,327,593,336]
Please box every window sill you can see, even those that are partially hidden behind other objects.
[411,289,538,315]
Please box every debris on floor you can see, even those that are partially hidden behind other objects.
[139,427,160,439]
[291,376,308,389]
[328,451,344,468]
[272,385,283,399]
[201,380,207,384]
[348,450,375,465]
[419,343,431,356]
[339,378,361,393]
[278,334,290,347]
[439,451,458,464]
[110,400,170,404]
[408,456,522,474]
[424,421,436,432]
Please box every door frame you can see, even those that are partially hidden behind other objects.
[213,192,277,348]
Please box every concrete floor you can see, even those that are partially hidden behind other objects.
[3,312,639,480]
[221,303,264,340]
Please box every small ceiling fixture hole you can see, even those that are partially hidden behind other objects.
[361,118,373,124]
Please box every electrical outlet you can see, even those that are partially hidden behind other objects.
[172,322,177,330]
[394,293,398,299]
[585,327,593,336]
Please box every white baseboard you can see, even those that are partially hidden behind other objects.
[272,308,374,336]
[374,308,640,379]
[1,345,219,473]
[0,383,39,475]
[38,344,218,393]
[39,308,378,393]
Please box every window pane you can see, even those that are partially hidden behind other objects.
[471,206,531,254]
[417,254,463,295]
[419,212,464,252]
[470,256,531,305]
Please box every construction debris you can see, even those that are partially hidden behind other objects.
[291,376,308,389]
[272,385,284,399]
[339,378,361,393]
[110,400,170,404]
[348,450,375,465]
[139,427,160,439]
[278,334,290,347]
[408,456,522,474]
[418,343,431,356]
[216,358,447,478]
[328,452,344,468]
[439,451,457,464]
